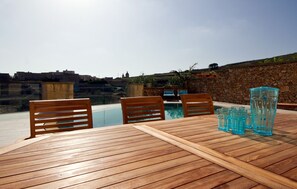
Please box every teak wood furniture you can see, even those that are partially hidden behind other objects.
[29,98,93,138]
[120,96,165,124]
[181,93,215,117]
[1,113,297,188]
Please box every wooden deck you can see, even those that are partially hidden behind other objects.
[0,114,297,188]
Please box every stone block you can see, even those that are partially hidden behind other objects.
[280,86,289,92]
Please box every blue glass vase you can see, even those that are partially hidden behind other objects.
[250,86,279,136]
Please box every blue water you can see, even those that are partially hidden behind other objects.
[92,103,183,127]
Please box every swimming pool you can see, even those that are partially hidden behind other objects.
[92,103,184,127]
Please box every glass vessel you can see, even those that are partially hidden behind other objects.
[250,86,279,136]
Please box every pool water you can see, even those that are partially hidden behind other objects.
[92,103,184,127]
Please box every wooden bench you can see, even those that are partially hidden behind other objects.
[29,98,93,138]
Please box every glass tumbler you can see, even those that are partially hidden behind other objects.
[216,108,229,132]
[250,86,279,136]
[230,107,245,135]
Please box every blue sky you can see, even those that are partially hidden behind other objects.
[1,0,297,78]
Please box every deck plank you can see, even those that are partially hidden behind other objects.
[212,177,258,189]
[137,164,226,189]
[175,170,240,189]
[1,151,190,188]
[102,160,217,189]
[0,142,176,178]
[31,155,201,189]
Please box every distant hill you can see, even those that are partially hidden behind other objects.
[134,52,297,79]
[221,52,297,69]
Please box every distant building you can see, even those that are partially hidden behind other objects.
[104,77,114,81]
[14,70,80,83]
[125,71,130,78]
[14,72,43,81]
[108,77,128,88]
[61,69,75,74]
[80,75,97,82]
[121,72,130,78]
[0,73,11,83]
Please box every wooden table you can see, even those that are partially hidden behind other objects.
[0,114,297,188]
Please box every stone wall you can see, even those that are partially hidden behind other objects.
[144,87,164,96]
[189,62,297,104]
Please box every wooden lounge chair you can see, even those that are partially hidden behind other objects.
[181,93,214,117]
[163,89,177,101]
[177,89,188,100]
[29,98,93,138]
[120,96,165,124]
[177,89,188,96]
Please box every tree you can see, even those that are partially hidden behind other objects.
[171,63,197,89]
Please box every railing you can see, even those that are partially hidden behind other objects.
[0,82,124,114]
[0,82,41,113]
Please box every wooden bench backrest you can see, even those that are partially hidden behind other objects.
[29,98,93,138]
[121,96,165,124]
[181,93,214,117]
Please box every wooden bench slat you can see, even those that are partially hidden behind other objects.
[29,98,93,138]
[121,96,165,124]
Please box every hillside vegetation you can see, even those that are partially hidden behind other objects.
[223,52,297,68]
